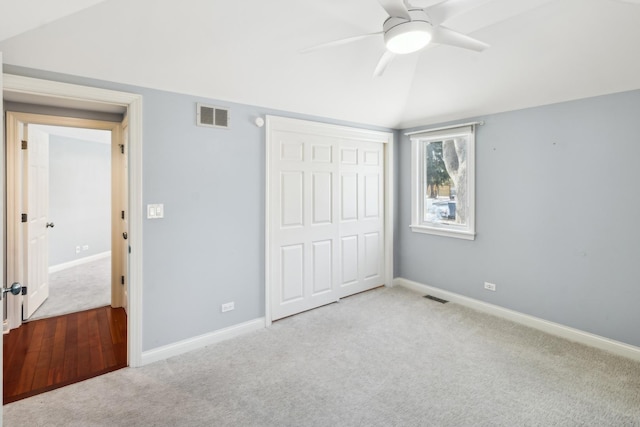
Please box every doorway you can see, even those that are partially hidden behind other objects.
[28,124,113,321]
[3,112,128,402]
[1,74,144,422]
[5,112,128,327]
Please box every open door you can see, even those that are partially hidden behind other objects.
[23,125,51,318]
[4,118,52,322]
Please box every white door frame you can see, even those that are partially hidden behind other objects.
[264,115,394,326]
[2,74,144,367]
[5,112,126,325]
[1,53,5,426]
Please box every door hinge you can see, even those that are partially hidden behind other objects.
[21,140,27,150]
[119,144,125,154]
[121,210,125,220]
[21,213,27,223]
[121,276,125,285]
[22,286,28,296]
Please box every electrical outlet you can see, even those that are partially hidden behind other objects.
[221,302,235,313]
[484,282,496,291]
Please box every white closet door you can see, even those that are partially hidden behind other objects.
[270,130,340,320]
[338,140,385,297]
[269,118,386,321]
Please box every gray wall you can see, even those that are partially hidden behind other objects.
[48,134,111,266]
[398,90,640,348]
[7,64,639,352]
[3,65,391,352]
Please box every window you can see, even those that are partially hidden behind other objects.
[410,124,476,240]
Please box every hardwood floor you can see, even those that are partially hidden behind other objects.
[3,306,127,404]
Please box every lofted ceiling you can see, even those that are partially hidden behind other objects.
[1,0,640,129]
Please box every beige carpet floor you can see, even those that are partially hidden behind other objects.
[29,256,111,320]
[5,286,640,426]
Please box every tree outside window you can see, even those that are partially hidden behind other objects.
[411,125,476,240]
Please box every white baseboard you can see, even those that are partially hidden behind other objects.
[49,251,111,274]
[394,277,640,362]
[140,317,265,366]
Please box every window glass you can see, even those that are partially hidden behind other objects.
[410,126,475,240]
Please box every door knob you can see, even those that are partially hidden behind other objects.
[46,222,55,228]
[2,282,22,296]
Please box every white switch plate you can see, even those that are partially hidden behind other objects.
[221,302,234,313]
[147,204,164,219]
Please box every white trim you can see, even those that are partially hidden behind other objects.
[49,251,111,273]
[140,318,265,366]
[126,95,143,368]
[265,115,394,325]
[404,120,484,136]
[409,224,475,240]
[3,74,134,107]
[383,132,395,289]
[394,277,640,362]
[1,54,4,426]
[3,73,144,368]
[264,117,272,328]
[410,125,476,240]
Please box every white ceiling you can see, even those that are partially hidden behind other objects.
[1,0,640,129]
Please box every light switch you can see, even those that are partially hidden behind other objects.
[147,204,164,219]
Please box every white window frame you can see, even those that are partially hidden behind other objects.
[409,124,476,240]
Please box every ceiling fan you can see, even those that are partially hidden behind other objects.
[302,0,491,77]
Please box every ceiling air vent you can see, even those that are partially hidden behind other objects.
[197,103,230,129]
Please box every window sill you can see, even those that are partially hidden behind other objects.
[410,224,476,241]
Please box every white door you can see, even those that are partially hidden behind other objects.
[23,125,50,318]
[270,131,340,319]
[338,140,385,297]
[269,117,388,321]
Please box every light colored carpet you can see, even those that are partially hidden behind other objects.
[5,286,640,426]
[29,256,111,320]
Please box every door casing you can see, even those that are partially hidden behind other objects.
[2,73,143,367]
[264,115,394,326]
[5,112,125,326]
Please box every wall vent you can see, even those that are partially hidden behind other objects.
[197,103,230,129]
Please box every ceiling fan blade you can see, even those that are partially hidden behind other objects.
[373,50,397,77]
[431,26,489,52]
[300,32,383,54]
[378,0,411,19]
[426,0,495,26]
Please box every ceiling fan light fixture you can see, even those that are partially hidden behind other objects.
[384,21,432,54]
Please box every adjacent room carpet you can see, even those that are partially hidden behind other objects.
[5,286,639,426]
[29,256,111,321]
